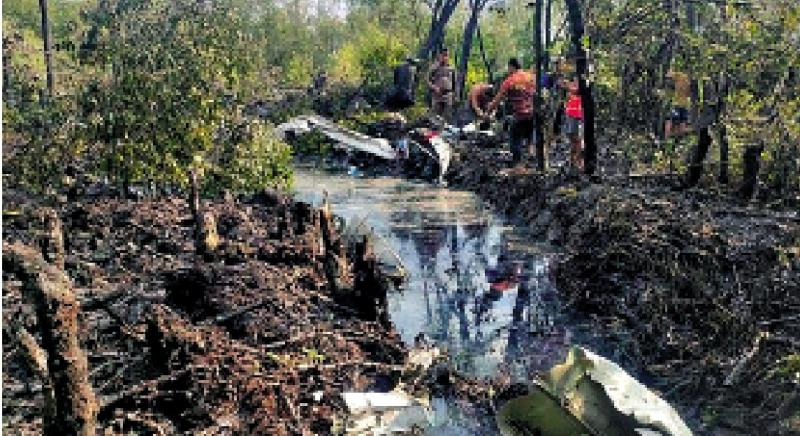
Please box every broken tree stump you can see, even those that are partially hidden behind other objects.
[3,243,98,436]
[37,208,65,270]
[319,195,350,293]
[189,170,219,256]
[352,235,389,325]
[189,170,200,219]
[196,211,220,255]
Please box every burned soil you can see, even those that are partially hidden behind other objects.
[2,188,420,434]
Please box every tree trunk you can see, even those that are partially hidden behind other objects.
[319,197,350,294]
[39,0,54,99]
[3,243,98,436]
[686,126,712,188]
[718,123,729,184]
[739,145,763,201]
[419,0,460,60]
[565,0,596,175]
[476,24,493,83]
[717,72,729,184]
[534,0,545,170]
[686,77,724,188]
[457,5,480,100]
[17,327,58,434]
[545,0,552,50]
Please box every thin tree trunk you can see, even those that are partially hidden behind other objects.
[544,0,552,70]
[534,0,545,170]
[419,0,460,60]
[17,327,58,433]
[739,144,763,200]
[686,79,717,187]
[457,3,481,100]
[718,123,729,184]
[686,125,712,188]
[565,0,596,175]
[39,0,54,99]
[476,24,493,83]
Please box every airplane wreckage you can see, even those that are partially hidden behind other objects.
[275,114,454,183]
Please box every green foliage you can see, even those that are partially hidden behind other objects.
[72,0,289,192]
[284,55,313,87]
[291,130,332,156]
[584,0,800,198]
[769,354,800,381]
[202,121,293,195]
[330,22,408,88]
[3,98,81,193]
[400,104,430,124]
[3,0,296,195]
[2,0,89,40]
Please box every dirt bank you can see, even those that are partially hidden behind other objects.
[446,141,800,435]
[2,187,407,434]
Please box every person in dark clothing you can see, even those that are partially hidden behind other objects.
[386,57,418,111]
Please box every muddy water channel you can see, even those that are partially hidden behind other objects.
[294,166,630,371]
[292,166,637,432]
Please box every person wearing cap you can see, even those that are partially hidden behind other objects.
[386,56,418,111]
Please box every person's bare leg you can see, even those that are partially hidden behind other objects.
[665,119,673,140]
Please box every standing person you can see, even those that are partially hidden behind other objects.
[664,69,691,139]
[486,58,536,165]
[427,48,457,123]
[386,56,418,111]
[562,75,583,171]
[468,82,494,130]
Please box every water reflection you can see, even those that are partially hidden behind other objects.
[289,166,669,434]
[292,167,573,381]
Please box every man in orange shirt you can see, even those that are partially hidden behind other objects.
[486,58,536,165]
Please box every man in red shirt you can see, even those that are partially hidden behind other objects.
[486,58,536,165]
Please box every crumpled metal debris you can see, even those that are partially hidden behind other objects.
[498,346,692,436]
[337,391,432,435]
[276,115,395,159]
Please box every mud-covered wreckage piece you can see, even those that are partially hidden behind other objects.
[498,346,692,436]
[276,114,451,183]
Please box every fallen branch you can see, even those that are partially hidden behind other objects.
[3,243,98,436]
[724,331,767,386]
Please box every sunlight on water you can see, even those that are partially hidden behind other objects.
[292,166,580,383]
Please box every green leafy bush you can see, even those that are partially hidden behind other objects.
[330,22,408,88]
[70,0,291,193]
[202,121,293,195]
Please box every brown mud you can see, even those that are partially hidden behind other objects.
[445,140,800,435]
[2,187,431,434]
